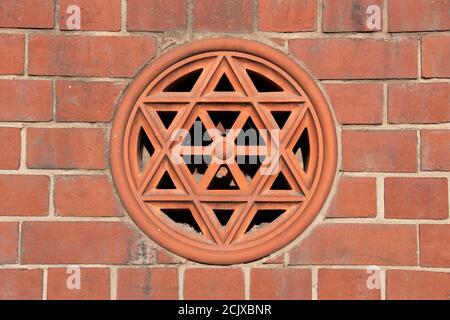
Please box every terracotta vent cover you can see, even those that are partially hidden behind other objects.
[111,38,337,264]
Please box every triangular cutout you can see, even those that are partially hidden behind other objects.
[208,165,239,190]
[208,111,240,136]
[163,69,202,92]
[161,208,203,234]
[156,171,176,189]
[157,111,177,129]
[138,128,155,172]
[271,111,291,129]
[245,210,285,233]
[247,69,283,92]
[214,74,234,92]
[270,171,292,190]
[213,209,234,226]
[236,155,265,182]
[236,118,266,146]
[182,117,212,146]
[293,129,310,172]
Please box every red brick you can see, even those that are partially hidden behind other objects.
[29,35,156,77]
[422,36,450,78]
[387,270,450,300]
[342,130,417,172]
[0,175,49,216]
[264,254,285,264]
[60,0,121,31]
[27,128,106,169]
[389,0,450,32]
[0,128,21,169]
[156,249,183,264]
[250,268,311,300]
[55,175,122,217]
[194,0,253,32]
[56,80,125,122]
[184,268,244,300]
[0,34,24,75]
[47,268,110,300]
[327,177,377,218]
[0,269,42,300]
[0,222,19,264]
[258,0,316,32]
[318,269,381,300]
[0,0,54,28]
[289,224,417,265]
[117,268,178,300]
[421,130,450,171]
[21,222,146,264]
[322,0,383,32]
[385,178,448,220]
[128,0,187,31]
[289,38,417,79]
[420,225,450,268]
[0,80,52,121]
[388,83,450,124]
[324,83,383,124]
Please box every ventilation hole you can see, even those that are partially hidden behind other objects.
[208,166,239,190]
[156,171,176,189]
[214,74,235,92]
[236,118,266,146]
[247,70,283,92]
[236,155,265,182]
[138,128,154,172]
[208,111,240,136]
[163,69,203,92]
[161,209,202,234]
[271,111,291,129]
[157,111,177,129]
[293,129,310,172]
[213,209,234,226]
[270,172,292,190]
[246,210,285,233]
[184,155,210,183]
[182,118,212,146]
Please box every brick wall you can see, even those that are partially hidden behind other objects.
[0,0,449,300]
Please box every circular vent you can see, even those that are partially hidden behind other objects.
[111,38,337,265]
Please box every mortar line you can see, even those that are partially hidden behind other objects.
[380,268,386,300]
[42,268,48,300]
[19,127,27,169]
[416,224,421,266]
[311,266,318,300]
[317,0,323,32]
[24,33,29,77]
[110,266,118,300]
[383,0,388,33]
[376,176,385,219]
[418,36,423,79]
[383,82,388,125]
[179,265,185,300]
[244,267,250,300]
[121,0,127,33]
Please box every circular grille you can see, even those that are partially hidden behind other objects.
[111,38,337,265]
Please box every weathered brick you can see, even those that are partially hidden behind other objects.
[322,0,383,32]
[422,36,450,78]
[21,222,146,264]
[0,0,54,28]
[324,83,383,124]
[117,268,178,300]
[342,130,417,172]
[59,0,121,31]
[250,268,311,300]
[327,177,377,218]
[0,269,42,300]
[289,38,417,79]
[56,80,125,122]
[29,35,156,77]
[27,128,106,169]
[389,0,450,32]
[156,249,183,264]
[0,175,49,216]
[0,222,19,264]
[0,128,21,169]
[387,270,450,300]
[47,268,110,300]
[388,83,450,124]
[258,0,316,32]
[0,34,24,75]
[184,268,244,300]
[194,0,253,32]
[289,224,417,265]
[0,80,52,121]
[318,269,381,300]
[55,175,122,217]
[421,130,450,171]
[128,0,187,31]
[385,178,448,220]
[420,225,450,268]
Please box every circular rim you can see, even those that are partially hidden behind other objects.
[110,38,338,265]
